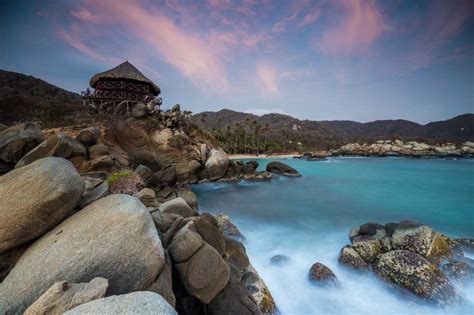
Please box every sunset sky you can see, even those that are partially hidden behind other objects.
[1,0,473,123]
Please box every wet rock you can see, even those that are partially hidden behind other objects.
[373,250,459,306]
[175,243,230,303]
[205,149,229,180]
[159,197,197,218]
[349,227,359,242]
[206,274,262,315]
[442,261,474,281]
[241,266,276,314]
[216,213,246,242]
[338,245,369,270]
[224,237,250,272]
[15,133,86,168]
[64,291,177,315]
[270,255,290,266]
[244,160,259,174]
[455,238,474,253]
[24,277,108,315]
[384,222,398,237]
[266,161,301,177]
[0,195,165,314]
[358,222,386,240]
[352,235,382,263]
[0,157,84,254]
[308,262,338,285]
[76,127,100,147]
[0,123,43,164]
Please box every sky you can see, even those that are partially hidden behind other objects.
[1,0,473,123]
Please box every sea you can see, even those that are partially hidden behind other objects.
[192,157,474,315]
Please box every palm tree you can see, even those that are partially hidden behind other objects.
[234,123,241,153]
[244,118,250,154]
[263,123,270,153]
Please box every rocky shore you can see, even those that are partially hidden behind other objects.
[300,140,474,159]
[0,108,286,314]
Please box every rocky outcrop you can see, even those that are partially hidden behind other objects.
[24,277,109,315]
[308,262,338,285]
[373,250,459,306]
[323,140,474,158]
[339,221,466,306]
[15,133,87,168]
[266,161,301,177]
[0,157,84,254]
[0,194,164,313]
[205,149,229,180]
[216,213,246,242]
[64,291,177,315]
[0,123,43,168]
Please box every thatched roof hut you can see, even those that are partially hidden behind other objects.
[89,61,160,95]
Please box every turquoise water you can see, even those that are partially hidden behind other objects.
[192,157,474,315]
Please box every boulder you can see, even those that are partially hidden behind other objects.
[266,161,301,177]
[270,255,290,266]
[175,243,230,303]
[147,251,176,307]
[0,244,28,282]
[137,188,159,208]
[224,237,250,272]
[206,274,262,315]
[76,127,100,147]
[64,291,177,315]
[244,160,259,174]
[0,194,165,314]
[152,165,178,187]
[24,277,109,315]
[134,164,153,182]
[216,213,246,242]
[392,224,453,262]
[442,261,474,281]
[15,133,86,168]
[168,222,204,263]
[240,266,276,314]
[338,245,369,270]
[358,222,386,239]
[352,236,382,263]
[348,227,359,242]
[177,188,198,209]
[373,250,459,306]
[0,157,84,254]
[88,143,109,159]
[205,149,229,180]
[78,181,109,209]
[187,160,201,183]
[308,262,338,285]
[159,197,197,218]
[0,123,43,163]
[191,216,226,255]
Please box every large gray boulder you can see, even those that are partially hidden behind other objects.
[0,123,43,164]
[373,250,459,306]
[266,161,301,177]
[175,243,230,303]
[0,194,165,314]
[0,157,84,254]
[205,149,229,180]
[24,277,109,315]
[15,133,86,168]
[159,197,197,217]
[64,291,177,315]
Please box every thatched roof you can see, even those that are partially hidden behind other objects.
[89,61,160,95]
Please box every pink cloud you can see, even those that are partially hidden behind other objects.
[315,0,388,55]
[62,0,229,91]
[70,9,99,23]
[298,8,322,27]
[256,63,280,98]
[57,26,109,62]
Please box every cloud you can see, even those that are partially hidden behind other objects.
[57,27,109,62]
[62,0,229,91]
[315,0,388,55]
[256,63,280,98]
[298,8,322,27]
[244,108,288,116]
[70,9,99,23]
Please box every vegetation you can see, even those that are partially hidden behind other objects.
[107,171,144,196]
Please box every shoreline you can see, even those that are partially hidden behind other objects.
[229,153,298,159]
